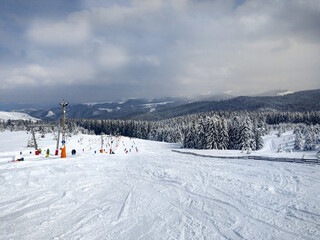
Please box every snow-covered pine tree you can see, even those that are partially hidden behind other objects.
[196,117,207,149]
[311,127,318,146]
[238,116,256,151]
[257,116,268,135]
[294,129,303,150]
[255,130,264,150]
[156,128,164,141]
[172,129,182,143]
[183,121,197,149]
[303,131,316,151]
[228,116,241,150]
[204,117,212,149]
[205,117,218,149]
[140,122,149,139]
[221,119,229,149]
[147,124,158,140]
[216,119,229,150]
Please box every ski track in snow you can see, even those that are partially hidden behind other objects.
[0,131,320,239]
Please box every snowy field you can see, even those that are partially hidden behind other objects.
[0,131,320,239]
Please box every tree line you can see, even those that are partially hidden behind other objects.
[73,111,320,151]
[1,111,320,151]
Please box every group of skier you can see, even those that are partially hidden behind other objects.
[15,136,139,161]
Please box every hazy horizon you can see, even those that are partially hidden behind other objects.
[1,88,319,112]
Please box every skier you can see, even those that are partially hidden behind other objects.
[10,155,24,162]
[38,148,42,154]
[46,149,50,157]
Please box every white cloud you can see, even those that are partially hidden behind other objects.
[137,55,160,66]
[0,60,96,90]
[28,17,90,47]
[23,64,48,78]
[97,44,129,69]
[1,0,320,103]
[5,75,37,89]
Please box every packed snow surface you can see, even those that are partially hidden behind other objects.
[0,111,39,121]
[0,131,319,240]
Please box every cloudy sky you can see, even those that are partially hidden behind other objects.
[0,0,320,105]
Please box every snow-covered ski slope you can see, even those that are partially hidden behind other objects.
[0,111,39,121]
[0,131,319,240]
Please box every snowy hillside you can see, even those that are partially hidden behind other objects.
[0,111,39,121]
[0,131,319,239]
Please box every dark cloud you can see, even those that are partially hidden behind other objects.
[1,0,320,105]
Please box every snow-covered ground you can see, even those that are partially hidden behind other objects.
[0,111,39,122]
[0,131,319,239]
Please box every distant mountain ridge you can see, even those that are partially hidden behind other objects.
[2,89,319,121]
[130,89,320,121]
[25,97,189,121]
